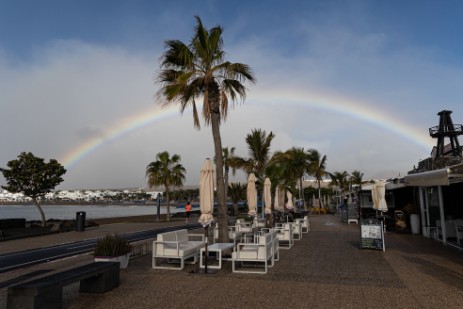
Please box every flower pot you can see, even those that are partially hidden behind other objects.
[95,253,131,269]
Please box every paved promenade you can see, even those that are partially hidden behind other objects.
[1,215,463,308]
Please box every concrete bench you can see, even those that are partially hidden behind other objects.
[7,262,119,309]
[232,232,274,274]
[152,229,204,270]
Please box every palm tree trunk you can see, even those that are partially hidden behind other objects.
[318,180,322,208]
[224,166,229,202]
[278,187,285,211]
[211,114,229,242]
[299,177,305,210]
[165,187,171,221]
[33,198,46,227]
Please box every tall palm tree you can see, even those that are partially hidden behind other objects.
[156,17,256,241]
[234,129,275,215]
[146,151,186,221]
[228,182,246,216]
[236,129,275,181]
[307,149,328,208]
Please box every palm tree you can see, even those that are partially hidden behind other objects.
[329,170,350,200]
[146,151,186,221]
[220,146,236,202]
[350,170,364,186]
[282,147,311,207]
[266,160,298,211]
[234,129,275,215]
[244,129,275,181]
[307,149,328,208]
[156,17,255,241]
[228,182,246,216]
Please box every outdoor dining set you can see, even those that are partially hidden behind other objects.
[152,159,311,274]
[152,215,310,274]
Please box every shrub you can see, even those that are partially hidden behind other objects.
[93,234,132,257]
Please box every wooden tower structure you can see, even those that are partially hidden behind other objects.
[429,110,463,158]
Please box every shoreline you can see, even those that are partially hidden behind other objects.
[91,213,199,225]
[0,213,197,242]
[0,201,189,207]
[0,204,199,222]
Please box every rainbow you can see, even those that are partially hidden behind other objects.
[59,89,435,170]
[60,105,179,169]
[251,88,434,150]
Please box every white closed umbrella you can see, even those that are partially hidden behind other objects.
[198,158,215,273]
[264,178,272,214]
[312,194,316,207]
[372,184,379,210]
[198,158,215,226]
[376,180,388,212]
[286,191,294,210]
[247,173,257,216]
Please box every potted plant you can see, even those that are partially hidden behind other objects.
[93,234,132,269]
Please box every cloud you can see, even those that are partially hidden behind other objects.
[2,10,463,190]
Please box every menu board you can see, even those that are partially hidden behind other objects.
[360,219,384,251]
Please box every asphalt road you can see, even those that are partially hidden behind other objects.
[0,223,201,274]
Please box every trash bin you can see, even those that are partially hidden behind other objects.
[76,211,86,231]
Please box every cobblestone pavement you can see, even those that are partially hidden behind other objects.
[1,215,463,308]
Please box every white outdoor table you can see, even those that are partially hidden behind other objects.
[200,243,235,269]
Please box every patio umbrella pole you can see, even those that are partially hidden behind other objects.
[204,225,208,274]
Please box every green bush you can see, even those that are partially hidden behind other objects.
[236,214,254,222]
[93,234,132,257]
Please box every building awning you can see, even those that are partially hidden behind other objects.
[404,163,463,187]
[403,168,450,187]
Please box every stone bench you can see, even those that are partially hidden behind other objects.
[152,229,204,270]
[7,262,120,309]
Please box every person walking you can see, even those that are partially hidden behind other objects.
[185,201,192,223]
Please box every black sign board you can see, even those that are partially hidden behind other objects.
[360,219,385,251]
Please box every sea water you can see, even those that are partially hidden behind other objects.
[0,204,184,221]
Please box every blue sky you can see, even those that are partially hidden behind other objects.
[1,0,463,189]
